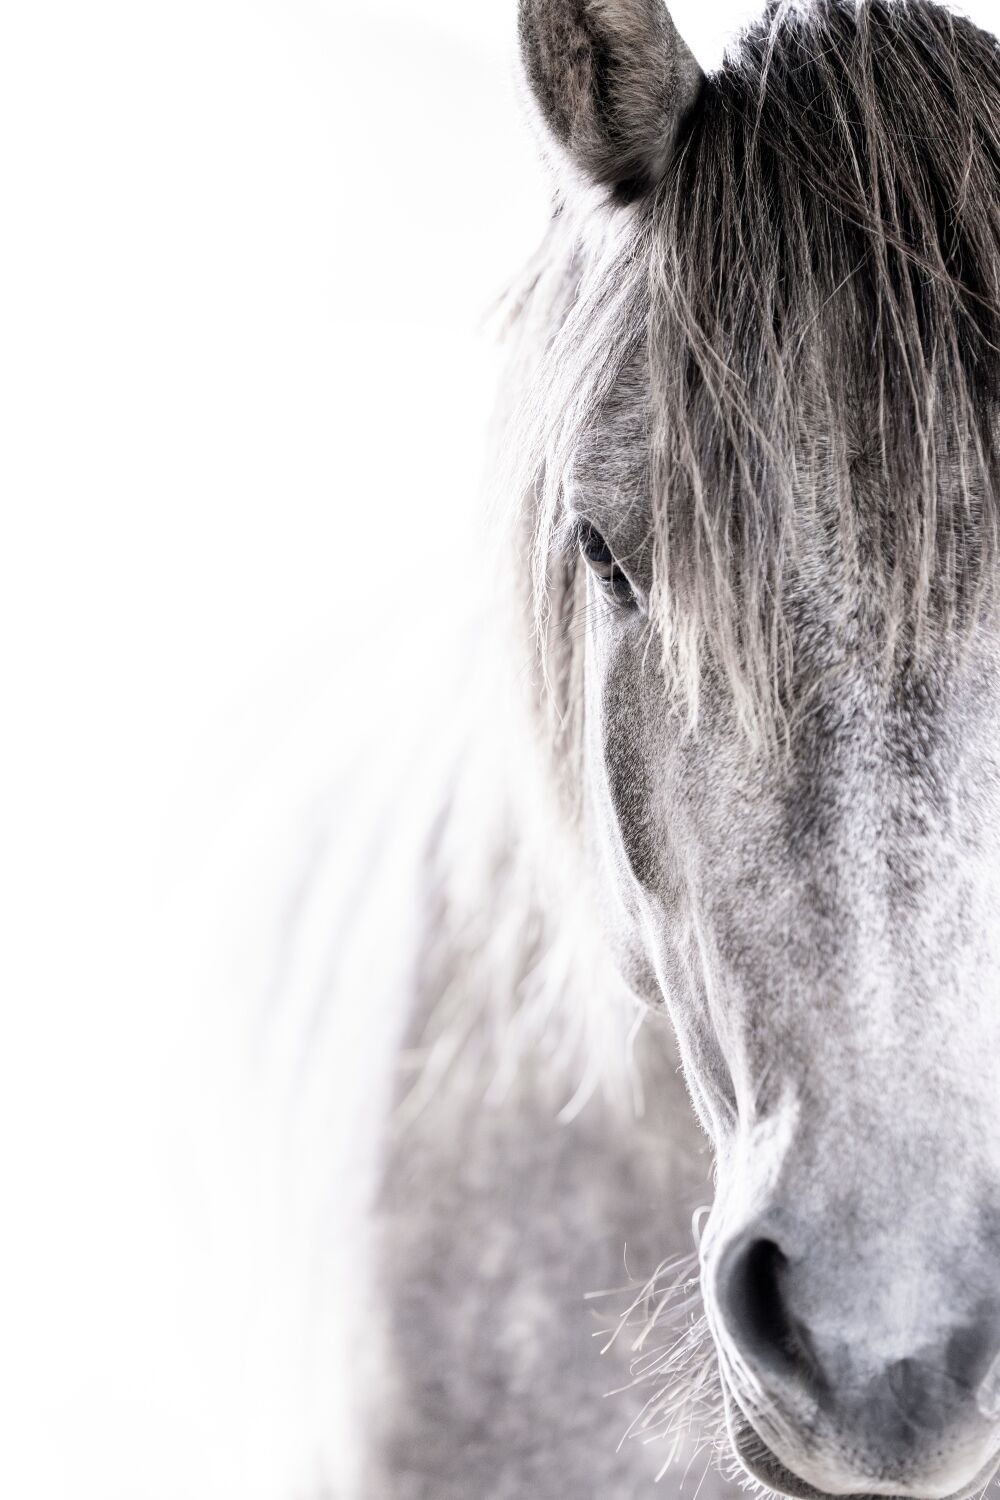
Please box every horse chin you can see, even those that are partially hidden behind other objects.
[723,1394,1000,1500]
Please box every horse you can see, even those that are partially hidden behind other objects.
[286,2,1000,1496]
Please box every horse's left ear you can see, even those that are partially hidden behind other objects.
[518,0,705,201]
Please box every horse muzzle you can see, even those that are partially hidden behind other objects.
[704,1219,1000,1500]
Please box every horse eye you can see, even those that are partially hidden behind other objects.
[576,521,636,607]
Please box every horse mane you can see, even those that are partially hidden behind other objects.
[508,0,1000,746]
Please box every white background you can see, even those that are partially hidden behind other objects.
[1,2,996,1497]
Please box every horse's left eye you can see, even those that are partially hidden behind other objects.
[577,521,636,607]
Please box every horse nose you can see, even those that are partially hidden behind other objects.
[714,1226,1000,1431]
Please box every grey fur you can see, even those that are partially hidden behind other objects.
[311,3,1000,1498]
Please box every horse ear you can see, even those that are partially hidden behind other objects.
[518,0,704,201]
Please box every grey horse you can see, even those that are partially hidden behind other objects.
[298,2,1000,1497]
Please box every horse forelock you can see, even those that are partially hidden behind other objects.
[511,0,1000,751]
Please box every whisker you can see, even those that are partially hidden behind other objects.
[592,1249,730,1485]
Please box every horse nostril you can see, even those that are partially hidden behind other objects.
[719,1235,825,1391]
[947,1315,1000,1397]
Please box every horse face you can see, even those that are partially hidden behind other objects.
[519,1,1000,1495]
[580,522,1000,1497]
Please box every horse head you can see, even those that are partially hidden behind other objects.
[516,3,1000,1496]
